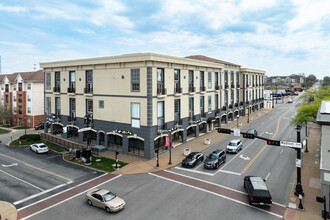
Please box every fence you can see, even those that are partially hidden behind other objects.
[40,133,85,151]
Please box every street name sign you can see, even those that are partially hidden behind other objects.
[233,128,240,137]
[78,127,91,132]
[280,141,302,149]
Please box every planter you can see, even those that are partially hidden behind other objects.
[204,138,211,145]
[184,148,191,156]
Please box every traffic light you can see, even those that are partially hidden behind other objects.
[217,128,232,134]
[242,133,255,139]
[267,139,280,146]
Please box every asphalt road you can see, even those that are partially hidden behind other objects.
[0,143,104,207]
[20,99,304,219]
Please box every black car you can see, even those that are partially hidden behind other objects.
[246,129,258,136]
[243,176,272,207]
[34,122,50,130]
[182,152,204,168]
[204,149,226,169]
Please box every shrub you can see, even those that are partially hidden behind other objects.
[20,134,40,141]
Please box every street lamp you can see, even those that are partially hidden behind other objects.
[168,131,172,165]
[237,115,240,128]
[294,124,304,197]
[305,124,309,153]
[24,116,27,136]
[155,149,159,168]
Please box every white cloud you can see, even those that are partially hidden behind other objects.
[238,0,277,11]
[74,28,94,35]
[0,4,26,13]
[287,0,330,31]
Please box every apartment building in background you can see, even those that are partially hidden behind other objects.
[40,53,265,159]
[0,70,44,127]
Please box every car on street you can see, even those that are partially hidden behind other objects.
[204,149,226,169]
[34,122,50,130]
[246,129,258,136]
[29,143,49,154]
[226,140,243,153]
[85,188,126,213]
[243,176,272,207]
[182,152,204,168]
[287,98,293,103]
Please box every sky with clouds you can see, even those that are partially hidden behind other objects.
[0,0,329,79]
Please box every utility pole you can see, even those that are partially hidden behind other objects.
[294,124,304,197]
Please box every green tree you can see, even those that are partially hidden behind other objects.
[291,86,330,126]
[305,74,317,88]
[323,76,330,86]
[0,106,13,125]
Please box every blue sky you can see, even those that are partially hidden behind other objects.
[0,0,329,79]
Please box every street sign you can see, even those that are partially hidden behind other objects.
[78,127,91,132]
[63,127,67,134]
[296,158,301,168]
[280,141,302,149]
[233,128,240,137]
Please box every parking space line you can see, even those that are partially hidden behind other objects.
[0,169,44,191]
[0,153,74,182]
[193,163,204,170]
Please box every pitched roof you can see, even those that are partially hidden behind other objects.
[185,55,240,67]
[17,70,44,82]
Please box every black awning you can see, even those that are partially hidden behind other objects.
[207,117,216,123]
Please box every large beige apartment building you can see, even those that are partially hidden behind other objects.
[40,53,265,159]
[0,70,44,127]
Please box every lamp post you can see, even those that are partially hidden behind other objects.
[305,124,309,153]
[24,116,27,136]
[294,124,304,197]
[168,131,172,165]
[155,149,159,168]
[237,115,240,128]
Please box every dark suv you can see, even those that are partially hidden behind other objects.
[243,176,272,207]
[204,149,226,169]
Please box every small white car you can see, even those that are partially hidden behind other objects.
[226,140,243,153]
[29,143,49,154]
[287,98,293,103]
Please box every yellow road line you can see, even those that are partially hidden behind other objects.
[0,153,74,182]
[241,108,292,174]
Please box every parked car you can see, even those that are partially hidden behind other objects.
[34,122,50,130]
[204,149,226,169]
[182,152,204,168]
[85,188,126,213]
[226,140,243,153]
[29,143,49,154]
[243,176,272,207]
[246,129,258,136]
[287,98,293,103]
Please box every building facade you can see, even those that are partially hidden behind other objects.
[40,53,265,159]
[0,70,44,127]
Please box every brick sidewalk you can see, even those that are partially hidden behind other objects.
[284,123,322,220]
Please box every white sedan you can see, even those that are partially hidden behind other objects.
[30,143,49,154]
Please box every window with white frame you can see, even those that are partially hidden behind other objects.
[131,103,140,128]
[46,72,51,90]
[99,100,104,109]
[13,107,16,113]
[27,84,31,90]
[27,107,31,114]
[27,95,31,102]
[208,95,212,112]
[27,119,31,126]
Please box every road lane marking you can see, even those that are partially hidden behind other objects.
[46,155,61,159]
[0,169,44,191]
[280,149,284,154]
[18,174,121,220]
[194,162,204,170]
[241,108,292,174]
[150,170,284,218]
[174,166,214,176]
[13,182,72,205]
[0,153,74,182]
[265,172,271,181]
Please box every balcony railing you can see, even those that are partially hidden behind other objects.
[18,99,22,103]
[222,106,227,111]
[231,83,234,88]
[240,101,243,105]
[84,85,93,94]
[237,83,240,88]
[18,110,22,114]
[67,87,76,93]
[157,83,166,95]
[174,86,182,94]
[188,84,195,93]
[228,104,233,109]
[225,84,229,89]
[215,85,220,90]
[5,89,9,92]
[53,86,60,93]
[200,86,206,92]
